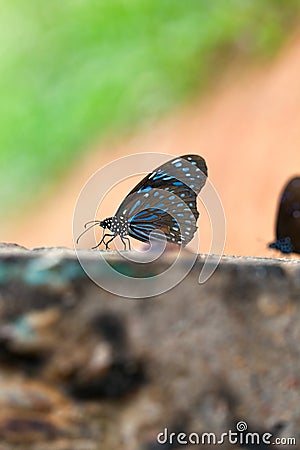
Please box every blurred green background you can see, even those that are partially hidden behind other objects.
[1,0,300,218]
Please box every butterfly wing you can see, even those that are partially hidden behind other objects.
[115,155,207,246]
[128,208,184,244]
[270,177,300,254]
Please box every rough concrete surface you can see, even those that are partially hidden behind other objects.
[0,244,299,449]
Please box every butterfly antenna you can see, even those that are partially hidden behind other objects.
[84,220,101,228]
[76,221,101,244]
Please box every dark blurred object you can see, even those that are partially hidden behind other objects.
[269,177,300,254]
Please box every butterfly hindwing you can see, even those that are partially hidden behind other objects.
[128,208,181,244]
[128,206,197,245]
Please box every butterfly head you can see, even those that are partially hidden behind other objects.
[99,218,112,229]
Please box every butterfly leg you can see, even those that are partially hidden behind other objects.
[120,236,131,251]
[92,233,114,250]
[103,234,117,250]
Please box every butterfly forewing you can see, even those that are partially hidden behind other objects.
[117,155,207,206]
[114,155,207,246]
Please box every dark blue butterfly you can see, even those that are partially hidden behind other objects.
[269,176,300,255]
[77,154,207,250]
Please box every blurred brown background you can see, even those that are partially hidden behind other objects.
[1,3,300,257]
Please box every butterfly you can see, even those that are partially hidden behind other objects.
[269,176,300,255]
[77,154,208,250]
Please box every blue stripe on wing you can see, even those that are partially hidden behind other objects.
[128,207,190,245]
[129,199,141,215]
[130,208,160,221]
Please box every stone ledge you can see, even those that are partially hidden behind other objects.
[0,244,299,449]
